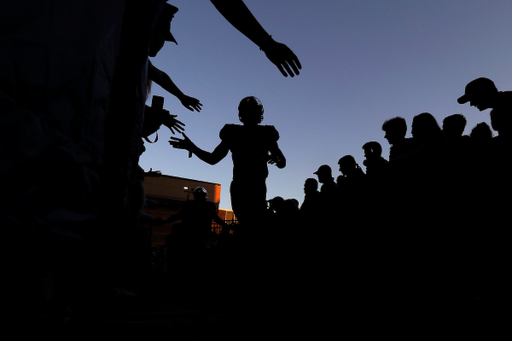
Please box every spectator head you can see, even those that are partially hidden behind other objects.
[362,141,383,158]
[457,77,499,111]
[442,113,467,141]
[314,164,333,183]
[411,112,442,144]
[284,198,300,213]
[382,117,407,145]
[149,4,179,57]
[470,122,493,143]
[192,186,208,201]
[304,178,318,194]
[490,109,512,136]
[268,196,285,213]
[338,155,358,176]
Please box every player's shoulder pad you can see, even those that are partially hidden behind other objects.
[219,124,240,140]
[260,125,280,141]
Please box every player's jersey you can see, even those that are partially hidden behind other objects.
[219,124,280,181]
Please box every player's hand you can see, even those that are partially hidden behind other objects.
[267,154,286,169]
[169,133,194,153]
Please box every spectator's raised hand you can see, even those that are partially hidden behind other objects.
[179,94,203,112]
[161,110,185,135]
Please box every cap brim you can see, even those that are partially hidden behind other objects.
[457,94,469,104]
[165,32,177,44]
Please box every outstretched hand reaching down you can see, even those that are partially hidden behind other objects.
[262,40,301,77]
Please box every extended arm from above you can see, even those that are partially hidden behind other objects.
[210,0,301,77]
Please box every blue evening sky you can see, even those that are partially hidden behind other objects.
[140,0,512,210]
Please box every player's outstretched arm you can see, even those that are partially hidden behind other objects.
[169,133,229,165]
